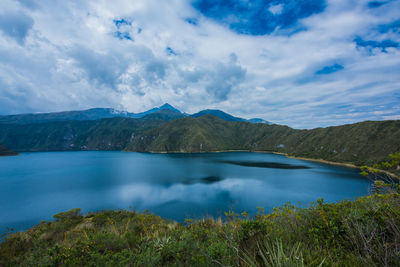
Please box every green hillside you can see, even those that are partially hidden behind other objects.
[0,117,167,152]
[1,115,399,165]
[0,104,184,124]
[127,116,400,165]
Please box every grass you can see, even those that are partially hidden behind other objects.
[1,192,399,266]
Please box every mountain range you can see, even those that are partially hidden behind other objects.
[0,104,399,165]
[0,104,270,125]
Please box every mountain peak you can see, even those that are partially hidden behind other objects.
[248,118,271,124]
[159,103,181,113]
[190,109,245,122]
[160,103,173,109]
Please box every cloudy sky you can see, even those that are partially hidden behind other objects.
[0,0,399,128]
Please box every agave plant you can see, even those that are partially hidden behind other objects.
[242,239,325,267]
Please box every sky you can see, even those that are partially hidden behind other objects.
[0,0,399,128]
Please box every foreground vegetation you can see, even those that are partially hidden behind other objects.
[1,189,399,266]
[361,152,400,181]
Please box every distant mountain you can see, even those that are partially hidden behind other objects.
[141,109,185,121]
[0,104,272,125]
[190,109,270,124]
[0,103,183,124]
[0,108,132,124]
[0,144,18,156]
[190,109,246,122]
[247,118,271,124]
[0,117,169,152]
[138,103,181,117]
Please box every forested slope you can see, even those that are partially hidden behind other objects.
[1,114,399,165]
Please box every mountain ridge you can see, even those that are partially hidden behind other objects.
[1,114,399,165]
[0,104,270,125]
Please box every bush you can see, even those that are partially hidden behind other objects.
[1,194,399,266]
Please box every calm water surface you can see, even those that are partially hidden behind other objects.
[0,151,371,233]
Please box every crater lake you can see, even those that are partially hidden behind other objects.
[0,151,371,234]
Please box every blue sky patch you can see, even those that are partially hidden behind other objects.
[114,31,132,40]
[354,36,399,52]
[367,1,390,8]
[315,64,344,75]
[378,19,400,33]
[166,47,177,56]
[114,18,132,27]
[185,18,198,26]
[113,18,135,41]
[191,0,326,35]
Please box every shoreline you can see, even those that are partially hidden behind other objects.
[274,153,359,169]
[147,150,362,169]
[270,152,400,180]
[9,149,400,179]
[0,153,19,157]
[148,149,250,154]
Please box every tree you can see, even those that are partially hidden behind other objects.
[360,152,400,194]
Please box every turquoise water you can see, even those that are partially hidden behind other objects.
[0,152,371,234]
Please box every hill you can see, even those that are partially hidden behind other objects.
[0,108,131,124]
[0,104,270,125]
[190,109,246,122]
[190,109,270,124]
[0,115,399,165]
[126,116,400,165]
[0,116,172,152]
[0,103,184,124]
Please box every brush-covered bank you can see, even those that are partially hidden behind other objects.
[0,144,18,157]
[1,191,399,266]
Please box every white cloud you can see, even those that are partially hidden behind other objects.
[269,4,283,15]
[0,0,399,128]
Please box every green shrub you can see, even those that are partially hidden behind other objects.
[1,193,399,266]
